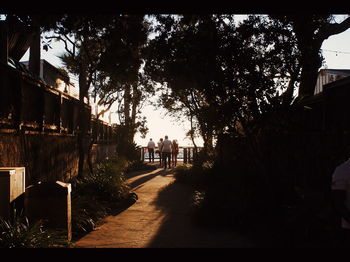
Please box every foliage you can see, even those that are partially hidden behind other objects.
[70,195,110,237]
[70,156,132,239]
[268,14,350,98]
[143,15,299,150]
[125,160,158,173]
[94,15,153,143]
[72,156,130,202]
[144,14,350,153]
[179,107,341,246]
[113,125,142,162]
[0,209,68,248]
[173,163,211,190]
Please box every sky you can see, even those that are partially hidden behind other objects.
[19,15,350,147]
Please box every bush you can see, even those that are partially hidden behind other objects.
[73,156,130,202]
[174,162,212,188]
[125,160,158,173]
[70,156,132,239]
[0,209,68,248]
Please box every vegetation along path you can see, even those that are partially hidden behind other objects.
[73,162,260,248]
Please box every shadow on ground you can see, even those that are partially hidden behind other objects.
[127,168,174,190]
[146,179,258,248]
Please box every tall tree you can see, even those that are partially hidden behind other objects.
[97,14,152,146]
[270,15,350,98]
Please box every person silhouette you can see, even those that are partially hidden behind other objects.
[147,138,156,163]
[172,139,179,167]
[157,138,164,167]
[161,135,172,170]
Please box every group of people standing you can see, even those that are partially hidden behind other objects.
[147,136,179,169]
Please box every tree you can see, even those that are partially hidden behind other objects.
[97,14,152,146]
[45,14,118,177]
[57,14,152,162]
[144,14,293,152]
[269,15,350,99]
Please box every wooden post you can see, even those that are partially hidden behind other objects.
[28,28,41,78]
[14,77,23,130]
[58,93,62,133]
[184,148,187,164]
[141,147,145,162]
[39,89,45,133]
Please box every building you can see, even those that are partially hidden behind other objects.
[21,59,79,99]
[314,69,350,95]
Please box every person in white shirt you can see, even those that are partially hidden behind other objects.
[147,138,156,163]
[157,138,163,166]
[161,135,172,169]
[331,157,350,247]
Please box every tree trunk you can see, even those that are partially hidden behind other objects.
[123,84,134,144]
[189,114,198,150]
[77,56,89,178]
[297,48,322,98]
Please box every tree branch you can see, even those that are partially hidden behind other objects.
[317,17,350,41]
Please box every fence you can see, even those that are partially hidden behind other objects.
[140,146,203,164]
[90,118,115,143]
[0,62,116,142]
[0,61,91,135]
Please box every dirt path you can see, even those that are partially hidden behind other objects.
[73,164,259,248]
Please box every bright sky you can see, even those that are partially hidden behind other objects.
[19,14,350,147]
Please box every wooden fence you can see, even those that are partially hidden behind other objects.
[90,118,115,143]
[0,61,114,141]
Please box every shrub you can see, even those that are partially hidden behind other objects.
[70,156,132,239]
[0,209,68,248]
[125,160,158,173]
[174,162,212,189]
[72,156,130,202]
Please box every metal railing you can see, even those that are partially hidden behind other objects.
[139,146,203,164]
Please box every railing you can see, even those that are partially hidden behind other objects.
[139,146,203,164]
[90,118,115,143]
[0,61,91,135]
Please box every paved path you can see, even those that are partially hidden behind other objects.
[73,163,259,248]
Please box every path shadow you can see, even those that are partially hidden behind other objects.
[147,180,259,248]
[127,168,174,190]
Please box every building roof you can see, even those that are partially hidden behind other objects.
[323,75,350,90]
[319,68,350,76]
[21,59,70,83]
